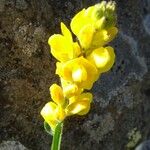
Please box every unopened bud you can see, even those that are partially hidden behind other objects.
[93,1,117,29]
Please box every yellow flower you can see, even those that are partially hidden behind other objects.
[89,27,118,50]
[41,84,68,131]
[40,102,66,132]
[71,1,117,35]
[78,25,118,50]
[66,92,93,116]
[48,22,81,62]
[70,1,118,50]
[56,56,99,90]
[87,46,115,73]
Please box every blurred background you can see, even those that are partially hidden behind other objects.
[0,0,150,149]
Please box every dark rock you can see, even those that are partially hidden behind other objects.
[0,0,150,150]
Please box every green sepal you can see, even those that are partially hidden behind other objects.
[44,121,53,135]
[94,1,117,29]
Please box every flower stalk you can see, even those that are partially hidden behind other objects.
[51,122,63,150]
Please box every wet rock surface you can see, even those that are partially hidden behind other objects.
[0,0,150,150]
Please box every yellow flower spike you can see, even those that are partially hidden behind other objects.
[56,56,99,90]
[66,92,93,116]
[41,1,118,149]
[87,46,115,73]
[50,84,65,106]
[48,23,81,62]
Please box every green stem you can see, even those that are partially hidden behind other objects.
[51,122,63,150]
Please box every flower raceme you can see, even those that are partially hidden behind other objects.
[41,1,118,132]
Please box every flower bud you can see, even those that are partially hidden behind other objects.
[93,1,117,29]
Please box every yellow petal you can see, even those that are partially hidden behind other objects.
[56,57,99,90]
[70,9,86,35]
[82,27,118,50]
[107,27,118,43]
[94,17,106,30]
[48,34,73,62]
[90,27,118,49]
[90,29,109,49]
[72,64,87,82]
[77,57,99,89]
[70,6,96,36]
[50,84,65,105]
[78,24,95,49]
[61,22,72,42]
[40,102,57,122]
[55,106,66,121]
[66,101,89,115]
[61,78,83,98]
[87,46,115,73]
[66,93,92,116]
[77,103,90,115]
[78,92,93,103]
[85,5,95,18]
[69,92,93,104]
[72,42,81,57]
[56,62,72,81]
